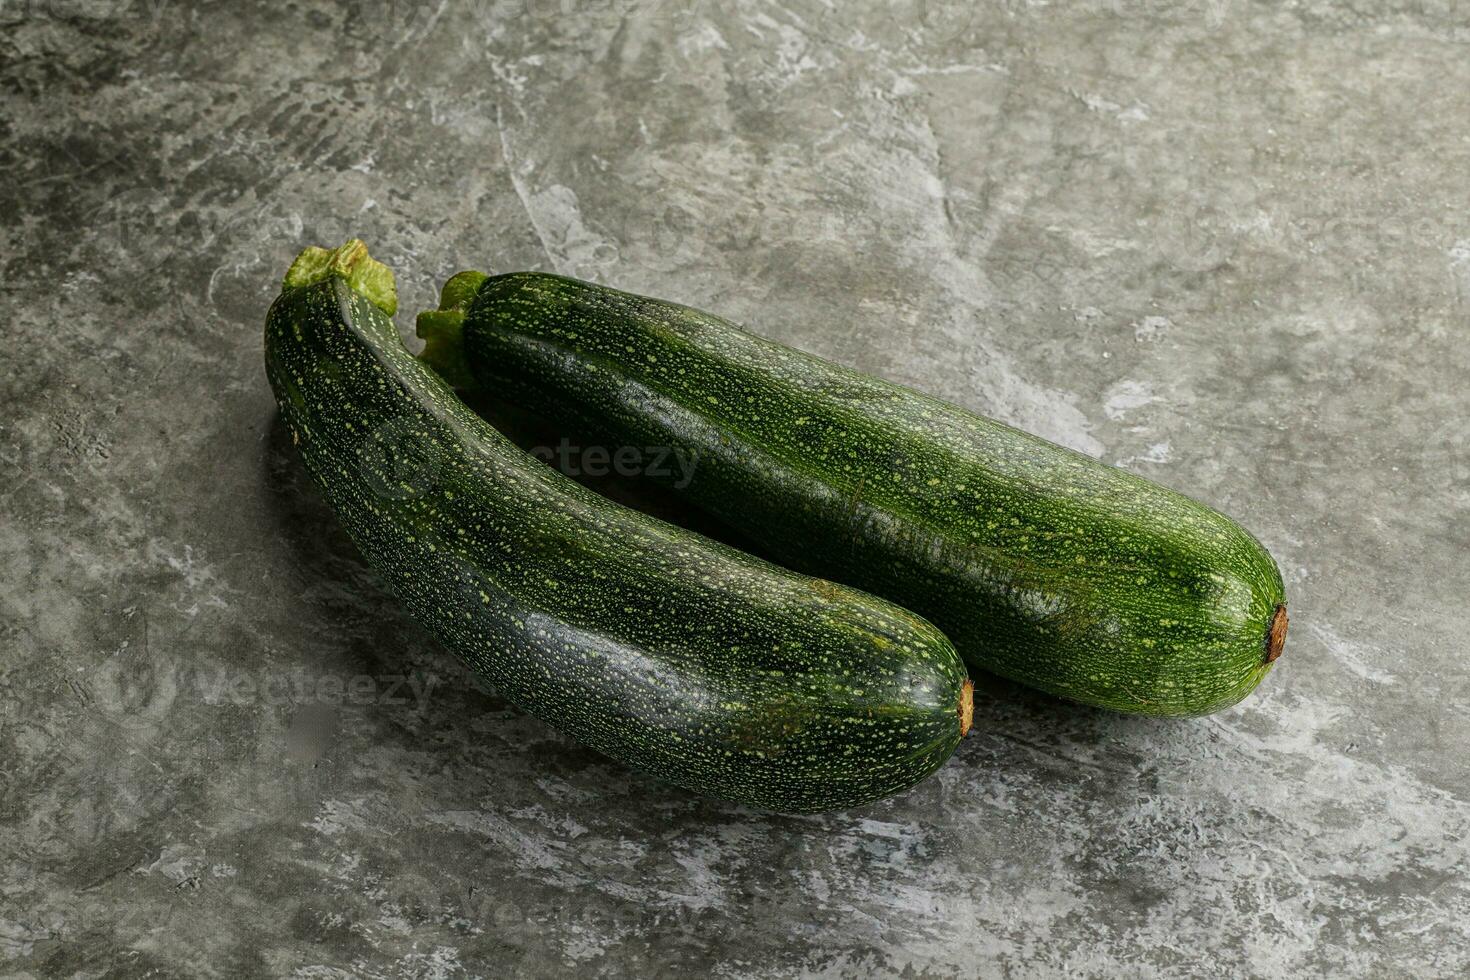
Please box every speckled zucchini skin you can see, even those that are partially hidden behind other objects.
[264,243,970,812]
[425,271,1287,716]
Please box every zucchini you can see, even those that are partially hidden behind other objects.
[418,271,1288,716]
[265,242,972,812]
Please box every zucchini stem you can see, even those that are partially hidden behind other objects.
[416,270,488,391]
[1266,604,1288,664]
[283,239,397,316]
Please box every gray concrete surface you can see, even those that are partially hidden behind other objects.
[3,0,1469,976]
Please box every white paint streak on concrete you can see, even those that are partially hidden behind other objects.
[1308,622,1399,686]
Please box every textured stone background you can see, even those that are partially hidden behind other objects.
[3,0,1469,976]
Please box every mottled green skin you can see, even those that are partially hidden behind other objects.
[438,272,1287,716]
[264,246,969,813]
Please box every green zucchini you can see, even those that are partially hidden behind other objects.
[265,241,971,812]
[418,271,1288,717]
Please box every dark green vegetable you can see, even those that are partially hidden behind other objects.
[419,270,1288,717]
[265,241,971,812]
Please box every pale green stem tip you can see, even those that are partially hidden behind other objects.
[415,270,489,391]
[284,239,398,317]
